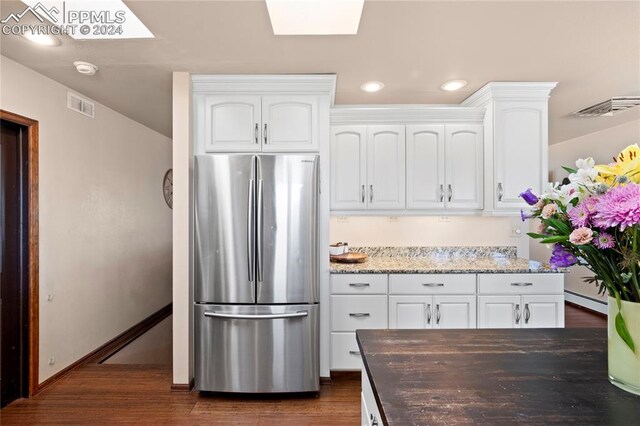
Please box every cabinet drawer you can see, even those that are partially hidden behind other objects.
[331,332,362,371]
[331,295,388,332]
[331,274,387,295]
[478,274,564,294]
[389,274,476,294]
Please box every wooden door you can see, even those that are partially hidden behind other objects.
[330,126,367,210]
[406,125,445,209]
[262,96,318,152]
[444,125,483,210]
[389,296,432,329]
[367,126,406,210]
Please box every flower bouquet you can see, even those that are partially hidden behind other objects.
[520,144,640,395]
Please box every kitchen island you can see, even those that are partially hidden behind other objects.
[356,328,640,425]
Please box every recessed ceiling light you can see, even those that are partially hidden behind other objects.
[266,0,365,35]
[74,61,98,76]
[440,80,468,91]
[361,81,385,93]
[21,31,60,47]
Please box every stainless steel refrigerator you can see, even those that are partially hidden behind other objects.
[194,154,319,393]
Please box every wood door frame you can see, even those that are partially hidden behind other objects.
[0,109,39,396]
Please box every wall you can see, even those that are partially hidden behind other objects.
[171,72,192,386]
[330,216,529,257]
[530,119,640,308]
[0,55,173,382]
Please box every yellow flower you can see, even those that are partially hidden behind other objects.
[595,144,640,185]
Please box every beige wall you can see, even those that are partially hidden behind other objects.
[0,56,172,382]
[530,119,640,304]
[330,216,529,257]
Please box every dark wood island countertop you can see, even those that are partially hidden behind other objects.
[356,328,640,425]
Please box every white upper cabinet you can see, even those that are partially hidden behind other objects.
[494,101,546,209]
[330,126,367,210]
[200,95,261,152]
[406,125,445,209]
[261,95,318,152]
[445,125,484,210]
[367,126,406,210]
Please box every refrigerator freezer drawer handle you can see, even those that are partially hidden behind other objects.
[204,311,309,320]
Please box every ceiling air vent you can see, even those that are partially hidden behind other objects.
[67,92,95,118]
[574,96,640,117]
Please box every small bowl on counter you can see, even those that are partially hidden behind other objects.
[329,242,349,256]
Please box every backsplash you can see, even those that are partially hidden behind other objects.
[349,246,518,258]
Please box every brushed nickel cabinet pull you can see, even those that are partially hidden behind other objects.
[349,350,361,356]
[264,123,268,144]
[426,304,432,324]
[524,303,531,324]
[448,184,453,202]
[422,283,445,287]
[439,184,444,202]
[370,185,373,203]
[436,304,441,324]
[515,304,521,324]
[511,282,533,287]
[349,282,370,288]
[361,185,365,203]
[497,182,504,201]
[349,313,370,318]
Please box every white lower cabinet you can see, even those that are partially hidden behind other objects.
[362,372,382,426]
[331,332,363,371]
[389,295,476,329]
[478,294,564,328]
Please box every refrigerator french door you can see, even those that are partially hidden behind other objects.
[194,154,319,393]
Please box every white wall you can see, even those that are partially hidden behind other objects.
[330,216,528,257]
[530,119,640,304]
[171,72,192,386]
[0,55,172,382]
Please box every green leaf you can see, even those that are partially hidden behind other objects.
[615,312,636,353]
[540,235,569,244]
[562,166,578,174]
[526,232,547,239]
[546,218,572,234]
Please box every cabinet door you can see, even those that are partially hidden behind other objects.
[200,95,261,152]
[367,126,406,210]
[330,126,367,210]
[522,295,565,328]
[262,95,318,152]
[389,296,432,329]
[494,101,546,210]
[406,125,445,209]
[444,125,483,209]
[433,295,477,329]
[477,295,521,328]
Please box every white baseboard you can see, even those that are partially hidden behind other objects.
[564,291,607,315]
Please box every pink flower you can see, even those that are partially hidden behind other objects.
[593,183,640,231]
[569,227,593,245]
[537,222,548,234]
[594,232,615,249]
[541,203,558,219]
[534,199,546,210]
[568,205,590,228]
[582,196,599,214]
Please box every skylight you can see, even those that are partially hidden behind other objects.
[20,0,154,39]
[266,0,365,35]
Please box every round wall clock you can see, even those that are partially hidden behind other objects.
[163,169,173,209]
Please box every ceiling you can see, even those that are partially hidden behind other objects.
[1,0,639,143]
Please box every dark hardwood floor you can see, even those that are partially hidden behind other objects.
[0,303,605,424]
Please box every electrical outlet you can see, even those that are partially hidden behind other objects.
[336,216,350,223]
[388,216,399,222]
[48,357,55,366]
[439,216,451,222]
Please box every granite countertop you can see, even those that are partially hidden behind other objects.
[329,246,561,274]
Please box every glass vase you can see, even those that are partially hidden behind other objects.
[608,297,640,395]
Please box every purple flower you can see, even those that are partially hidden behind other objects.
[520,209,536,222]
[594,232,615,249]
[568,205,590,228]
[549,244,578,269]
[581,196,599,214]
[593,183,640,231]
[519,188,539,206]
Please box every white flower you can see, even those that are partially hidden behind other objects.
[575,157,595,170]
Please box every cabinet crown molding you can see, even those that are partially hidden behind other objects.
[191,74,337,104]
[461,82,558,107]
[330,105,485,125]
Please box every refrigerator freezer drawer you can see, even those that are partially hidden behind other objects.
[195,304,319,393]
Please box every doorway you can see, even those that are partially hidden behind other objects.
[0,110,39,407]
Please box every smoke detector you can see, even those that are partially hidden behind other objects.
[73,61,98,76]
[574,96,640,117]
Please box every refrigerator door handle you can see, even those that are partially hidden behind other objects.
[247,179,256,283]
[256,179,264,282]
[204,311,309,320]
